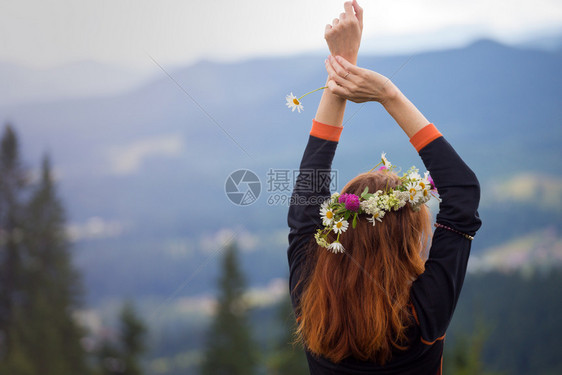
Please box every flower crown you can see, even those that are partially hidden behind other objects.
[315,153,439,253]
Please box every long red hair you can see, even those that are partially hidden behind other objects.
[295,170,432,364]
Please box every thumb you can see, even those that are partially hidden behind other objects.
[326,79,347,98]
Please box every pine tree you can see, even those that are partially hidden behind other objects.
[0,123,90,373]
[96,301,147,375]
[18,154,90,374]
[0,124,31,373]
[120,301,147,375]
[200,242,258,375]
[268,294,309,375]
[445,325,504,375]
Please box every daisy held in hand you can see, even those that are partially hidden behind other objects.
[315,153,439,253]
[285,86,327,113]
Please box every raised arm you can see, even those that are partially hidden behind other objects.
[325,55,429,137]
[326,55,482,343]
[315,0,363,127]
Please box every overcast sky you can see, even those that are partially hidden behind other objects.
[1,0,562,71]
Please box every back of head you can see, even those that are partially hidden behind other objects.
[295,170,432,364]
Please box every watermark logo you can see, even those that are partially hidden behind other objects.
[225,169,261,206]
[225,168,338,206]
[266,168,337,206]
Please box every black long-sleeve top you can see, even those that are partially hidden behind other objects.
[287,122,482,375]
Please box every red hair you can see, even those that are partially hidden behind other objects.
[295,171,432,364]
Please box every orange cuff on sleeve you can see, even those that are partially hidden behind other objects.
[310,119,343,142]
[409,123,442,152]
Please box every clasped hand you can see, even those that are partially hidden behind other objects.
[325,55,396,104]
[324,1,397,104]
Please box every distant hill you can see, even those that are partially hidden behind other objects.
[1,39,561,304]
[0,60,151,107]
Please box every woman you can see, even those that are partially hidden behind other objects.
[287,1,482,374]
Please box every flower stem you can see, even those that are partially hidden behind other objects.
[368,161,383,173]
[298,86,327,100]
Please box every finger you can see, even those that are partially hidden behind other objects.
[325,24,332,35]
[352,0,363,27]
[335,55,361,74]
[325,58,342,83]
[325,59,347,89]
[344,1,354,16]
[330,56,350,78]
[339,12,346,21]
[328,56,348,78]
[327,79,340,93]
[332,18,339,26]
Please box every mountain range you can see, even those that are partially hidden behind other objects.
[0,38,561,307]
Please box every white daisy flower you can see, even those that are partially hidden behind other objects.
[320,204,336,226]
[328,241,345,253]
[406,181,421,204]
[419,184,430,200]
[331,192,340,201]
[408,172,421,181]
[366,210,385,226]
[419,172,431,199]
[333,218,349,234]
[406,166,421,179]
[381,152,391,168]
[285,93,304,113]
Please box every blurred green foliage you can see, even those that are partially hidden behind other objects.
[0,124,149,375]
[96,301,147,375]
[200,242,259,375]
[0,124,89,374]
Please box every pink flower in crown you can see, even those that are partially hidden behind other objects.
[338,193,360,212]
[379,166,388,171]
[428,174,437,191]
